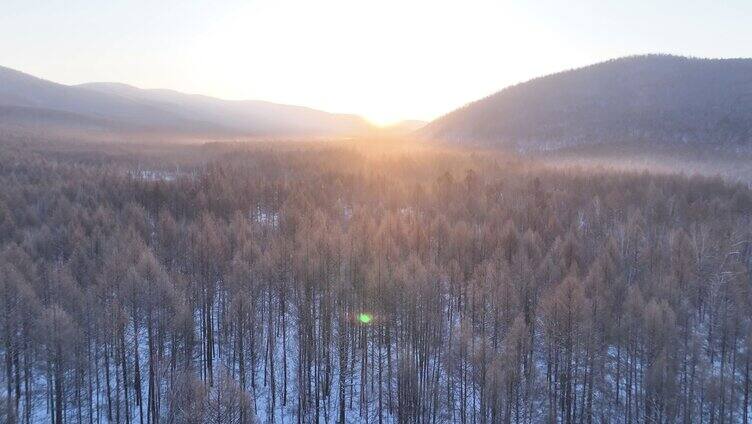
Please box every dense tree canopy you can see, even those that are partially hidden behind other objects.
[1,139,751,423]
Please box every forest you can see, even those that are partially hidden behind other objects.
[1,138,752,424]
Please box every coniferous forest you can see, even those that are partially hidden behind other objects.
[1,139,752,424]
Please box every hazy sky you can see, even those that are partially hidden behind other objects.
[2,0,752,124]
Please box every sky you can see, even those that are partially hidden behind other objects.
[2,0,752,125]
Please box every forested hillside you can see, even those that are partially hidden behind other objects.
[421,55,752,150]
[0,66,373,142]
[1,140,752,423]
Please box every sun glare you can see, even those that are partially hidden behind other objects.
[363,114,401,128]
[185,0,572,126]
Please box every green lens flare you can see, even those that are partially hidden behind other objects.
[358,313,373,324]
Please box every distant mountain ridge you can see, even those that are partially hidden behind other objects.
[420,55,752,150]
[0,66,374,142]
[78,82,372,137]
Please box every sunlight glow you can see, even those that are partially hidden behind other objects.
[186,0,577,124]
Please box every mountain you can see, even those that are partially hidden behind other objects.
[78,82,372,138]
[0,65,373,142]
[420,55,752,151]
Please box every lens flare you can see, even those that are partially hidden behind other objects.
[357,313,373,324]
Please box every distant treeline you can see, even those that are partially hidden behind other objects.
[1,140,752,423]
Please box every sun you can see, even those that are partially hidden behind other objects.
[363,113,404,128]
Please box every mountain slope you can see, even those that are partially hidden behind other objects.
[0,66,224,136]
[78,82,372,137]
[421,55,752,150]
[0,66,373,142]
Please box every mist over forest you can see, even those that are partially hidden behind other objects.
[1,133,752,424]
